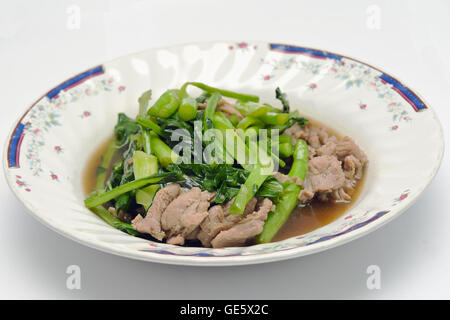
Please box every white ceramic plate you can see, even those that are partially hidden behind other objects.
[3,41,444,266]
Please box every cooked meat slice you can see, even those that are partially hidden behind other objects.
[316,139,337,156]
[272,172,303,186]
[343,154,364,180]
[161,187,215,245]
[131,183,181,240]
[336,136,367,164]
[306,155,346,192]
[306,126,322,149]
[210,198,272,248]
[284,122,311,141]
[197,197,258,247]
[298,155,345,203]
[217,100,243,120]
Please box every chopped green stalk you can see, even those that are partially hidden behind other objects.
[133,151,159,210]
[235,101,279,117]
[279,142,294,158]
[150,134,179,168]
[141,128,152,154]
[138,89,152,116]
[229,164,269,214]
[204,92,221,132]
[288,139,309,178]
[237,116,264,130]
[279,134,292,145]
[178,97,198,121]
[90,206,138,236]
[148,89,181,118]
[85,172,177,208]
[136,115,163,137]
[256,139,308,243]
[229,130,275,214]
[228,114,239,127]
[95,138,118,191]
[212,112,250,168]
[259,112,290,126]
[182,82,259,102]
[257,135,286,168]
[213,112,235,130]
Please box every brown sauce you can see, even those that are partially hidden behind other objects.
[272,175,364,242]
[82,120,365,243]
[82,136,117,196]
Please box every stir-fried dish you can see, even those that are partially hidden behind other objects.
[83,83,367,248]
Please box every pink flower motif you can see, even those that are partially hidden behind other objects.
[330,67,337,73]
[16,175,22,179]
[359,103,367,110]
[25,188,31,192]
[237,42,248,49]
[33,129,40,135]
[16,180,24,186]
[309,83,317,89]
[253,45,258,50]
[81,111,91,118]
[391,125,399,131]
[50,173,58,181]
[118,85,126,92]
[54,146,62,152]
[228,45,234,50]
[399,193,408,201]
[263,75,271,81]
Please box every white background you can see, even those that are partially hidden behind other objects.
[0,0,449,299]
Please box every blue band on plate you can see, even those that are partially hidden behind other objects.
[46,65,104,99]
[8,123,25,168]
[379,74,427,111]
[269,44,342,61]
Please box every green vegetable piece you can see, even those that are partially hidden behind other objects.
[114,113,140,145]
[278,134,292,145]
[150,134,179,168]
[229,164,269,214]
[236,116,264,130]
[213,112,234,130]
[148,89,181,118]
[90,206,138,236]
[84,172,178,208]
[259,112,290,126]
[255,139,308,243]
[275,87,290,113]
[133,151,159,210]
[182,82,259,102]
[228,114,239,127]
[178,96,198,121]
[136,115,163,137]
[279,142,294,158]
[204,92,222,132]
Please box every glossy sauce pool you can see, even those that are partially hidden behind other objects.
[82,122,365,244]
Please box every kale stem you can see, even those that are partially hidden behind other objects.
[85,172,177,208]
[183,82,259,102]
